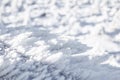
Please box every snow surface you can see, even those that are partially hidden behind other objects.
[0,0,120,80]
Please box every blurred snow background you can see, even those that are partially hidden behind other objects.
[0,0,120,80]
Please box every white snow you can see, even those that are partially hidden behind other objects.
[0,0,120,80]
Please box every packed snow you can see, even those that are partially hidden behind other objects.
[0,0,120,80]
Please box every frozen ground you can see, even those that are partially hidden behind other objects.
[0,0,120,80]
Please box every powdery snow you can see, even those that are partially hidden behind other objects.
[0,0,120,80]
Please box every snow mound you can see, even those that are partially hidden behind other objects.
[0,0,120,80]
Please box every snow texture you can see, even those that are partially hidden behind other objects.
[0,0,120,80]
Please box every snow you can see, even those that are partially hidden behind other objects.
[0,0,120,80]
